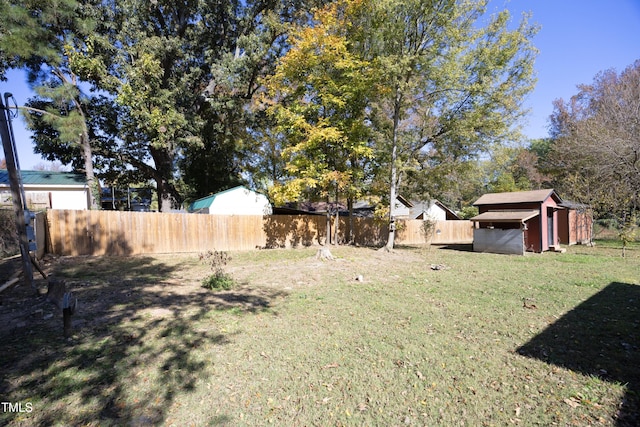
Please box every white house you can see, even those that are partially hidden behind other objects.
[391,195,413,218]
[392,195,460,220]
[0,170,89,210]
[409,199,461,221]
[188,186,272,215]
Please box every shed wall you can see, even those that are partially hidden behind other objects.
[50,190,90,210]
[208,189,272,215]
[473,228,524,255]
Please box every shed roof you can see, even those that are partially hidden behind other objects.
[0,169,86,187]
[189,185,269,212]
[473,189,561,206]
[470,210,540,223]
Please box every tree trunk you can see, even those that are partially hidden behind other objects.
[80,130,99,210]
[333,187,339,245]
[151,148,180,212]
[325,195,331,245]
[384,90,402,251]
[347,198,354,245]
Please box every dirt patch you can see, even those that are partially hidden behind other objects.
[0,246,424,339]
[0,251,296,339]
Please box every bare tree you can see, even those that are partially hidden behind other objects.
[549,60,640,223]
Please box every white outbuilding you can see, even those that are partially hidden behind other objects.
[0,169,89,210]
[188,186,272,215]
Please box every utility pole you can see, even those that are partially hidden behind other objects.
[0,92,35,292]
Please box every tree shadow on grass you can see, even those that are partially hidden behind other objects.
[0,255,287,426]
[262,215,325,248]
[516,282,640,426]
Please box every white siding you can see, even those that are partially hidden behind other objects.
[392,199,411,217]
[50,190,89,210]
[1,188,89,210]
[209,188,272,215]
[425,203,447,221]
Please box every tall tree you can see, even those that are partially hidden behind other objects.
[549,60,640,223]
[482,144,549,194]
[106,0,326,210]
[355,0,537,250]
[0,0,111,209]
[102,0,210,211]
[261,0,376,243]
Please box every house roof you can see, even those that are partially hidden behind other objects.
[395,195,413,208]
[0,169,86,187]
[473,189,561,206]
[470,209,540,223]
[190,185,243,211]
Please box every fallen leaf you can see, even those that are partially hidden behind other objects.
[564,398,581,408]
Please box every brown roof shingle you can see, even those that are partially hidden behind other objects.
[473,189,561,206]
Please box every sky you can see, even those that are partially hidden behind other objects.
[2,0,640,170]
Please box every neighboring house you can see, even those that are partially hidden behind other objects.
[470,189,563,255]
[392,196,460,221]
[391,195,413,218]
[332,197,460,220]
[188,186,272,215]
[558,201,593,246]
[409,199,461,221]
[0,169,89,210]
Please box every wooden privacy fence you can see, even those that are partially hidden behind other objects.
[42,209,474,256]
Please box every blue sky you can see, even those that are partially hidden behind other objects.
[2,0,640,169]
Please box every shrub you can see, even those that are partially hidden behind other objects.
[421,217,437,243]
[0,209,19,257]
[201,272,235,290]
[199,250,234,290]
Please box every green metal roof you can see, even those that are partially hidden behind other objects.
[0,169,86,187]
[189,186,247,212]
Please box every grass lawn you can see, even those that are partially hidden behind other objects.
[1,241,639,426]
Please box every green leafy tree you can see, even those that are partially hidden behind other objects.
[481,143,549,194]
[106,0,327,210]
[355,0,537,250]
[102,0,209,211]
[0,0,112,209]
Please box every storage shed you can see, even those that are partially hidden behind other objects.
[558,201,593,245]
[470,189,563,255]
[0,169,89,210]
[188,186,272,215]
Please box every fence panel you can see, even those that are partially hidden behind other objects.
[43,210,473,256]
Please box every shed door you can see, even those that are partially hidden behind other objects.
[547,208,554,248]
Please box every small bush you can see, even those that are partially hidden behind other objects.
[199,249,234,290]
[0,209,19,257]
[421,217,437,243]
[202,272,235,290]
